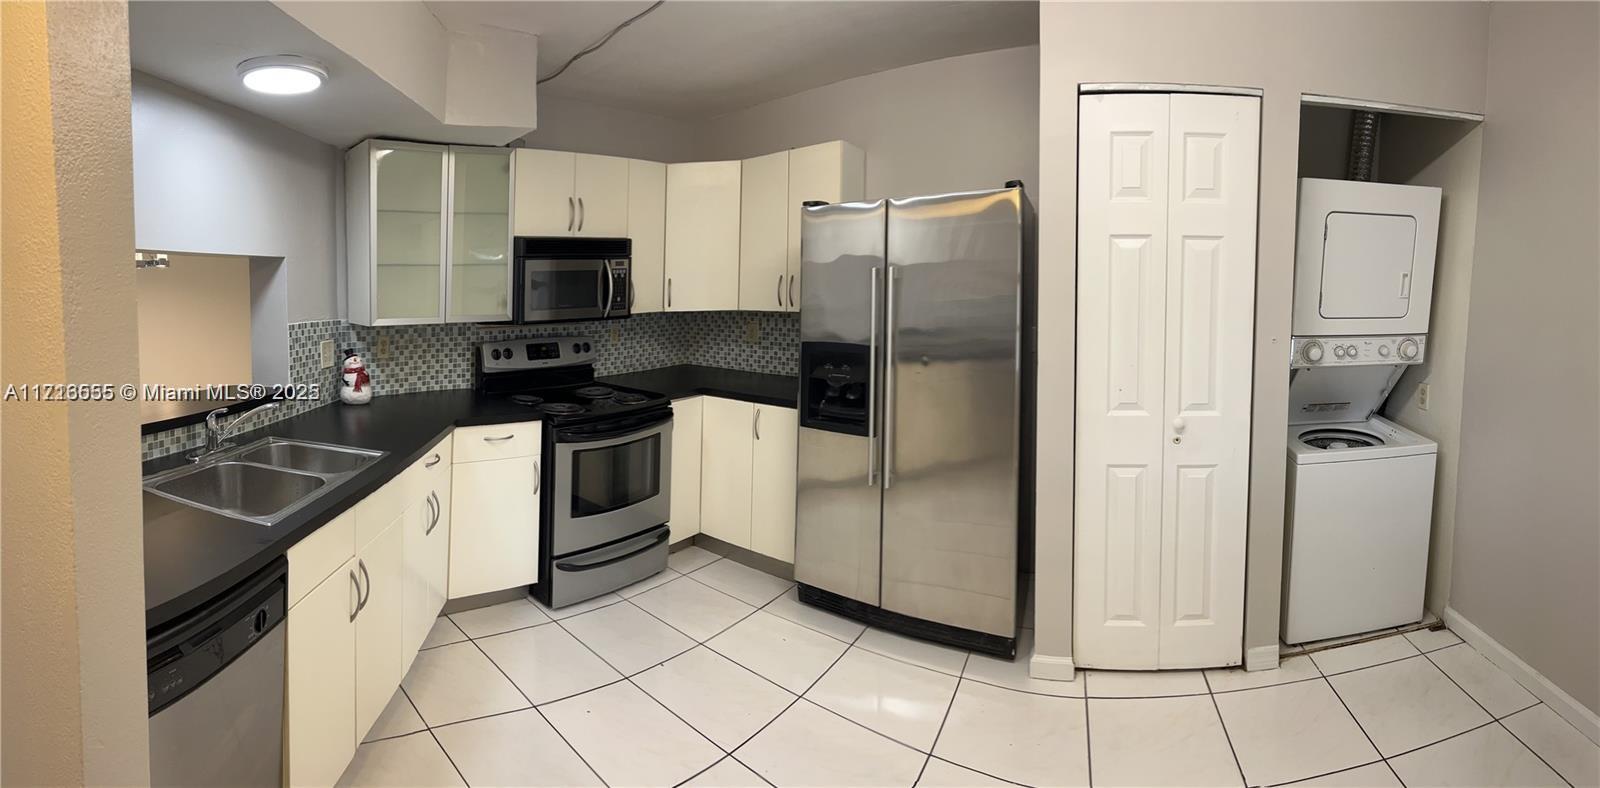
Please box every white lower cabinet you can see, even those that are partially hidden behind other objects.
[401,439,452,667]
[449,422,541,598]
[353,518,405,739]
[697,397,797,561]
[669,396,704,543]
[285,555,357,788]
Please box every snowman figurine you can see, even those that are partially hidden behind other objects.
[339,352,373,405]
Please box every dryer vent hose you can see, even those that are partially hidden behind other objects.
[1347,110,1381,181]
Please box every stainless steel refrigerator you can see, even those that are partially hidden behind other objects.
[794,184,1035,658]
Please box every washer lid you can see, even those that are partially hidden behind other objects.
[1287,364,1405,425]
[1288,415,1437,464]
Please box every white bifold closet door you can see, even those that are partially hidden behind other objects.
[1074,92,1259,669]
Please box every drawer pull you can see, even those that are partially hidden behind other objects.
[483,434,515,443]
[424,453,442,468]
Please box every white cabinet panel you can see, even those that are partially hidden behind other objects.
[447,146,513,322]
[286,558,357,788]
[453,421,539,462]
[699,397,754,547]
[739,150,790,312]
[785,141,864,311]
[286,510,355,608]
[513,148,577,236]
[450,454,540,598]
[574,153,630,237]
[354,518,405,741]
[402,448,451,668]
[665,161,741,311]
[669,396,703,543]
[1075,92,1258,670]
[750,404,797,562]
[628,160,667,314]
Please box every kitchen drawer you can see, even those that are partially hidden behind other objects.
[355,466,420,548]
[454,422,540,463]
[286,509,355,608]
[416,434,452,477]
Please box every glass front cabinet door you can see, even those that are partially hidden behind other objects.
[347,140,512,325]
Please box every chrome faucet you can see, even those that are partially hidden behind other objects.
[190,402,280,461]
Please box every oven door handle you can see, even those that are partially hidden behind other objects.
[554,529,668,573]
[555,410,672,443]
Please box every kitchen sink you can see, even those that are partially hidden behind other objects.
[235,438,383,475]
[144,438,387,526]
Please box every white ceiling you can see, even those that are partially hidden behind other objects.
[427,1,1038,118]
[128,2,531,147]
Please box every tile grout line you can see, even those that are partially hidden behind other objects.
[1311,649,1392,782]
[1259,758,1390,788]
[1202,670,1248,787]
[914,654,969,785]
[1084,672,1095,788]
[1415,643,1570,785]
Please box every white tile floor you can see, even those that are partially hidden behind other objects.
[341,546,1600,787]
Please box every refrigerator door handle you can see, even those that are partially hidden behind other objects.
[883,266,898,489]
[867,267,879,486]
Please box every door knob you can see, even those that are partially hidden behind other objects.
[1172,417,1187,433]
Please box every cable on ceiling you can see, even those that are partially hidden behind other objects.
[536,1,666,85]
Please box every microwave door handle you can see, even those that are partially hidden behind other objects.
[601,259,615,317]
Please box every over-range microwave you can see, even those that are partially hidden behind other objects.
[512,236,631,323]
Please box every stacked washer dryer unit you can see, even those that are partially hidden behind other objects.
[1282,177,1443,645]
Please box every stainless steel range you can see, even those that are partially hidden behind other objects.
[475,337,672,607]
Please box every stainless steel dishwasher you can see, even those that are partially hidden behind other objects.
[147,557,287,787]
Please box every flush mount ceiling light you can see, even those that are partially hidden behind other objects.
[236,55,327,95]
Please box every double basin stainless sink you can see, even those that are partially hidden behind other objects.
[144,437,387,526]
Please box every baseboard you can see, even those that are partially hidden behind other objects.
[1245,644,1281,672]
[1029,652,1076,681]
[1443,606,1600,745]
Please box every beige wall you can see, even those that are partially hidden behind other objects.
[1,1,150,784]
[1451,1,1600,717]
[517,93,706,163]
[701,46,1040,201]
[1379,116,1484,615]
[137,254,254,387]
[1036,1,1489,673]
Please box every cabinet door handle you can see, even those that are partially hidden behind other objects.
[577,197,586,232]
[532,458,541,495]
[425,453,441,468]
[754,408,762,440]
[567,197,575,232]
[777,274,785,308]
[425,491,441,536]
[483,434,515,442]
[349,569,361,622]
[789,275,797,310]
[356,559,371,614]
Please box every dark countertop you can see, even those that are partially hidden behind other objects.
[144,365,796,632]
[602,365,798,407]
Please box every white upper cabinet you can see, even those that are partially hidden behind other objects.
[448,146,514,322]
[513,150,631,237]
[628,159,667,314]
[512,148,578,236]
[785,141,865,312]
[665,160,742,311]
[574,154,630,237]
[739,150,791,312]
[348,140,511,325]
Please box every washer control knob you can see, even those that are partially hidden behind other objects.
[1333,345,1346,359]
[1378,344,1391,358]
[1302,341,1324,364]
[1346,344,1360,358]
[1398,338,1420,360]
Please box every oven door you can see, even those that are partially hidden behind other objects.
[517,257,613,322]
[551,410,672,556]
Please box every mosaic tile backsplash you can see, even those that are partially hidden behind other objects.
[142,311,799,460]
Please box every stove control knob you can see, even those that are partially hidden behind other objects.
[1398,338,1420,360]
[491,349,502,361]
[1302,341,1324,364]
[1378,344,1391,358]
[571,342,581,354]
[583,342,592,353]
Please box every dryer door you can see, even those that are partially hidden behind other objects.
[1320,212,1417,319]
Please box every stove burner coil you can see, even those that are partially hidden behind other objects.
[613,392,647,405]
[574,386,616,400]
[510,394,544,407]
[540,402,585,416]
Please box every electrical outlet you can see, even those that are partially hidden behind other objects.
[1417,383,1430,411]
[320,339,336,369]
[610,326,621,343]
[743,318,761,343]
